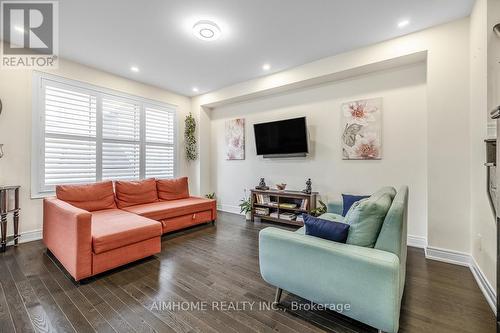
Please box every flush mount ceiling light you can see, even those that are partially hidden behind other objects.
[130,66,139,72]
[192,87,199,93]
[398,19,410,28]
[193,20,221,41]
[262,63,271,71]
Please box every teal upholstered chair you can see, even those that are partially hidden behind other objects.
[259,186,408,333]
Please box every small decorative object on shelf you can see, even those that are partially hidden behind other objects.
[302,178,312,194]
[256,178,269,190]
[0,185,20,252]
[276,183,287,191]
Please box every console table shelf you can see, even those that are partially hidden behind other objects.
[253,203,308,213]
[0,185,20,252]
[250,189,318,227]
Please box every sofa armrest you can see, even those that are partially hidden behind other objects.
[327,201,343,215]
[259,227,401,333]
[43,198,92,280]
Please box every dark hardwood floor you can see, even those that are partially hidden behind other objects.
[0,211,495,333]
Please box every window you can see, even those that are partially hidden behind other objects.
[32,73,177,197]
[101,97,141,181]
[145,106,175,179]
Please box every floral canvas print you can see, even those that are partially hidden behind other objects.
[225,118,245,160]
[341,98,382,160]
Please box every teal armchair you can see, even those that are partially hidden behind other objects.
[259,186,408,333]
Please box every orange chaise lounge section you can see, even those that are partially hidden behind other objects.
[43,177,216,281]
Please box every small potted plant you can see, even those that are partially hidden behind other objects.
[205,192,216,199]
[310,200,327,217]
[239,190,252,220]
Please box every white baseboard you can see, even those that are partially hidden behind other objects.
[470,256,497,313]
[217,204,243,215]
[407,235,427,248]
[425,246,496,313]
[425,246,471,266]
[5,229,42,246]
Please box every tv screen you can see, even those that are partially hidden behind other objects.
[254,117,308,156]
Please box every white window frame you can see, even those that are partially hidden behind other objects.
[31,71,178,198]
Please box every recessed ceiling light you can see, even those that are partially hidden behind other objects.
[262,64,271,71]
[398,20,410,28]
[193,20,221,41]
[130,66,139,72]
[14,26,24,33]
[192,87,199,93]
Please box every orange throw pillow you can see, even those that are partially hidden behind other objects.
[56,181,117,212]
[114,178,159,208]
[157,177,189,201]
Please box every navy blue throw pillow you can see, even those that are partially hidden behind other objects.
[342,194,370,216]
[303,214,350,243]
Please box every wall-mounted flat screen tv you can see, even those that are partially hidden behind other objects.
[254,117,308,157]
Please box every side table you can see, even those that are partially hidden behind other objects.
[0,186,20,252]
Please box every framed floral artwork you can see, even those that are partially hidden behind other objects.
[341,98,382,160]
[225,118,245,160]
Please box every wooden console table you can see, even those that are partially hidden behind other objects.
[250,189,318,227]
[0,186,20,252]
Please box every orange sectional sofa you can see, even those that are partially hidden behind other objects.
[43,177,216,281]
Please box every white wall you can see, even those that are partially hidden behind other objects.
[0,7,495,309]
[488,0,500,120]
[469,0,496,303]
[0,58,191,238]
[210,64,428,239]
[194,18,471,254]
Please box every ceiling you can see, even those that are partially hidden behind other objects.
[59,0,474,96]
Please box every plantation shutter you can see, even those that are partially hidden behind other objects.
[102,97,141,180]
[43,84,97,189]
[145,105,175,179]
[35,74,177,196]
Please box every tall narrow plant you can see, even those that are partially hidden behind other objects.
[185,113,197,161]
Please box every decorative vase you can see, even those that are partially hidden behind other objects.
[276,183,287,191]
[245,212,252,220]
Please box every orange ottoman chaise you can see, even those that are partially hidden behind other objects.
[43,177,216,281]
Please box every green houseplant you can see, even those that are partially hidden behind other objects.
[310,200,327,217]
[205,192,216,199]
[185,113,197,161]
[239,190,252,220]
